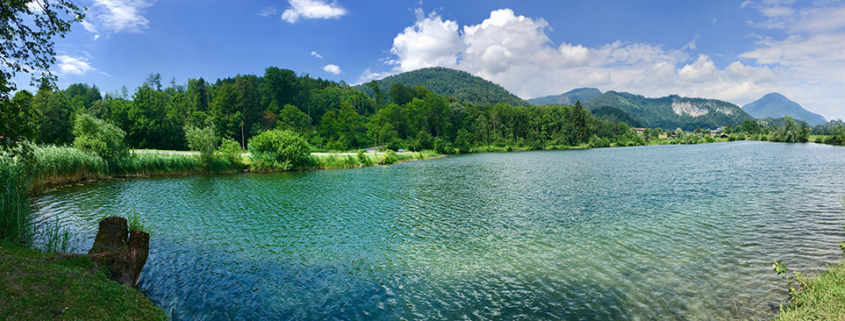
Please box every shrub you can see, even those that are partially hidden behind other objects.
[248,130,310,170]
[217,137,242,165]
[357,149,370,166]
[72,113,128,159]
[378,150,399,165]
[184,124,218,169]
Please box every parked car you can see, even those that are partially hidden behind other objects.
[397,149,406,153]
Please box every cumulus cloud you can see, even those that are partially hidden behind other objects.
[678,55,718,82]
[390,9,463,71]
[311,51,323,59]
[56,55,95,75]
[281,0,346,23]
[323,64,342,75]
[260,7,277,17]
[360,6,845,120]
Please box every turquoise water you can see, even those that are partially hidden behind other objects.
[32,141,845,320]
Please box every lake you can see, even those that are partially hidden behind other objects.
[32,141,845,320]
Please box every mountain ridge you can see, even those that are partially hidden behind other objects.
[354,67,528,106]
[527,88,603,105]
[741,93,826,126]
[583,91,755,131]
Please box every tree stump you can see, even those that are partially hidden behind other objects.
[87,216,150,288]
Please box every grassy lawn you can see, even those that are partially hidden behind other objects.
[0,242,167,321]
[774,261,845,320]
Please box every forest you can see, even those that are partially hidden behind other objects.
[4,67,640,154]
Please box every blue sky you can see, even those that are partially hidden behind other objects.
[32,0,845,120]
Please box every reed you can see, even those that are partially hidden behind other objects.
[31,145,107,189]
[109,152,204,176]
[0,150,36,246]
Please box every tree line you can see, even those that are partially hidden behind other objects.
[3,67,643,153]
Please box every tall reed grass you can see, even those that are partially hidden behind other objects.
[0,149,36,246]
[32,145,107,189]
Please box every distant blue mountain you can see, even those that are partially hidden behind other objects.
[527,88,602,106]
[741,93,827,126]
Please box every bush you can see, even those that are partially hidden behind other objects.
[217,137,242,165]
[184,124,218,169]
[815,136,825,144]
[72,114,128,159]
[378,150,399,165]
[248,130,310,170]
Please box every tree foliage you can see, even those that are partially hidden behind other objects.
[72,113,127,159]
[0,0,85,98]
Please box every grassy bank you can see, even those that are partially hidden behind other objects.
[300,150,440,170]
[0,242,167,321]
[28,146,246,191]
[774,262,845,320]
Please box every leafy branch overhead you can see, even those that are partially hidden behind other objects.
[0,0,86,96]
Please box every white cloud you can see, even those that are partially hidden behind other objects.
[281,0,346,23]
[80,20,98,33]
[390,9,463,71]
[260,6,277,17]
[311,51,323,59]
[100,71,112,77]
[678,55,718,82]
[355,68,396,84]
[361,7,845,120]
[323,64,342,75]
[85,0,152,34]
[56,55,95,75]
[26,1,42,12]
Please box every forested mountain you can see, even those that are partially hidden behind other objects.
[591,106,642,128]
[742,93,827,126]
[583,91,754,131]
[527,88,602,106]
[354,67,528,106]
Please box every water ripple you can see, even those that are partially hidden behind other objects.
[31,141,845,320]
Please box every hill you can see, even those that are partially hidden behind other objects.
[354,67,528,106]
[527,88,603,106]
[583,91,754,131]
[741,93,827,126]
[591,106,642,128]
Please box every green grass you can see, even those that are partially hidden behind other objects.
[298,151,440,170]
[773,262,845,320]
[0,242,167,321]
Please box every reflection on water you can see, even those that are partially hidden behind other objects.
[32,141,845,320]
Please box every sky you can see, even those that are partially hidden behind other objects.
[23,0,845,121]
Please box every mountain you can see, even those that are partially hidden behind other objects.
[583,91,754,131]
[741,93,827,126]
[591,106,642,128]
[354,67,528,106]
[527,88,603,106]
